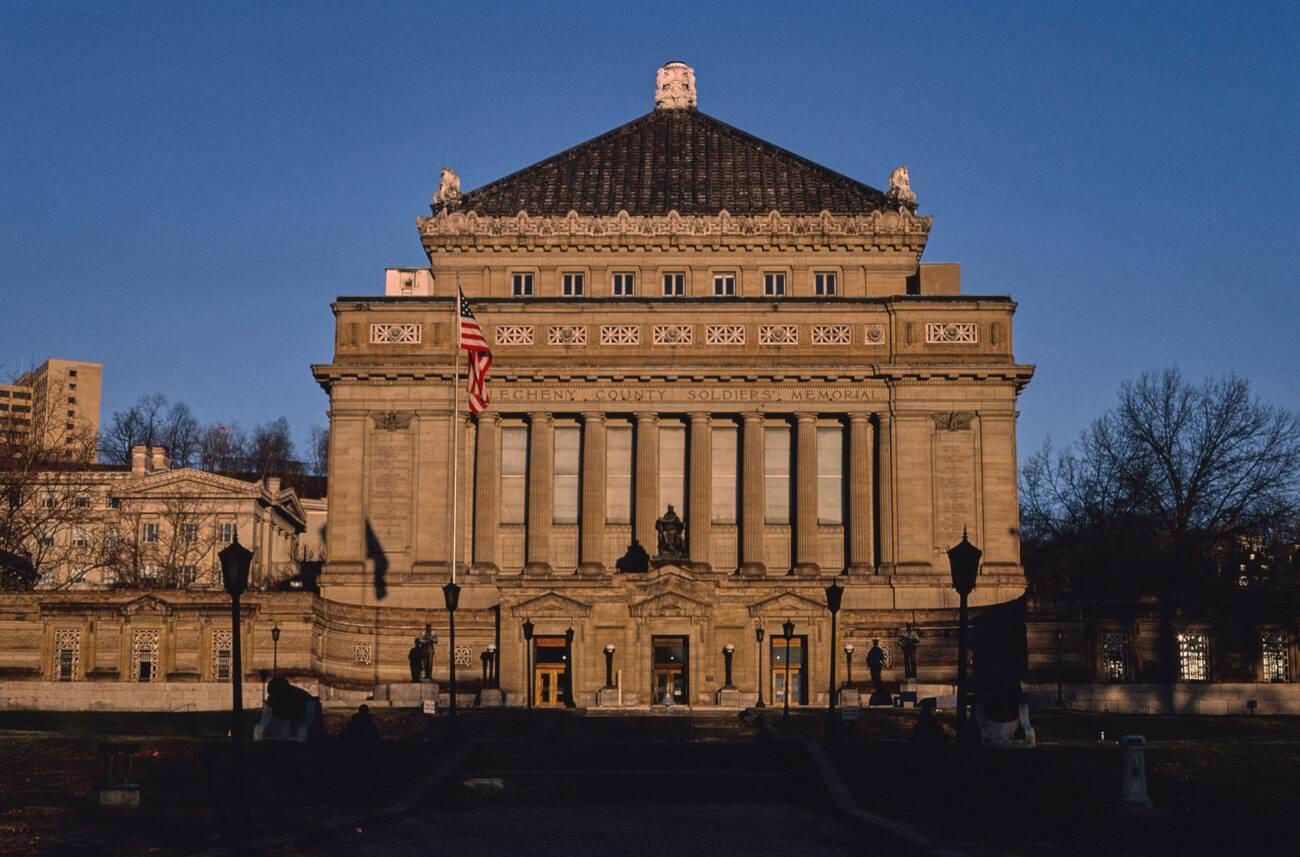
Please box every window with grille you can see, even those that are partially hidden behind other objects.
[500,426,527,524]
[711,424,737,524]
[1262,633,1289,682]
[74,495,89,508]
[143,522,159,543]
[763,273,786,297]
[606,425,632,524]
[178,565,198,586]
[1178,632,1209,680]
[512,272,534,297]
[1100,632,1129,681]
[53,629,80,682]
[181,522,199,543]
[815,272,837,296]
[72,529,88,548]
[562,272,584,297]
[659,424,686,518]
[553,426,580,524]
[132,629,161,682]
[663,272,685,297]
[213,630,233,681]
[816,426,843,524]
[764,426,791,524]
[218,522,237,544]
[713,273,736,297]
[612,272,635,297]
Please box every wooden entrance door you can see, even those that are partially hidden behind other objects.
[535,664,566,707]
[652,635,689,705]
[771,636,806,705]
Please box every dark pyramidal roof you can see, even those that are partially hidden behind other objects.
[443,108,891,217]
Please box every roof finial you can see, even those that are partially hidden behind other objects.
[655,61,697,110]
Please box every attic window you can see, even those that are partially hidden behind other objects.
[562,272,584,297]
[512,273,535,297]
[713,273,736,297]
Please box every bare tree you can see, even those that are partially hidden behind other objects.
[308,425,329,477]
[1022,369,1300,593]
[250,417,300,476]
[100,394,169,465]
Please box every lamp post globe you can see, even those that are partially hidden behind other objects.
[755,626,766,709]
[946,528,982,749]
[781,619,795,721]
[722,643,736,689]
[442,581,461,721]
[603,643,616,689]
[270,623,281,678]
[487,642,498,688]
[844,642,855,687]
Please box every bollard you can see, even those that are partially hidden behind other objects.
[1118,735,1153,813]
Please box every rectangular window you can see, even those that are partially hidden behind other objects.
[612,272,635,297]
[39,531,54,547]
[1262,633,1290,682]
[500,426,527,524]
[215,647,231,681]
[1100,632,1129,682]
[213,631,233,682]
[181,522,199,543]
[659,423,686,519]
[763,272,786,297]
[764,426,791,524]
[74,494,88,508]
[58,649,76,681]
[178,565,198,586]
[71,529,89,548]
[512,272,534,297]
[606,425,633,524]
[1178,632,1209,681]
[553,426,580,524]
[142,522,159,543]
[663,272,685,297]
[108,497,120,509]
[106,528,120,547]
[711,424,737,524]
[815,272,837,296]
[43,496,58,509]
[816,426,843,524]
[218,521,236,544]
[713,273,737,297]
[562,272,584,297]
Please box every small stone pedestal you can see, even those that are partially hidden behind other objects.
[898,680,919,707]
[596,688,621,708]
[838,687,861,707]
[478,688,505,707]
[716,687,745,707]
[869,687,893,707]
[381,681,438,707]
[98,742,140,809]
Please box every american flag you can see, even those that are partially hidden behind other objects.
[458,289,493,414]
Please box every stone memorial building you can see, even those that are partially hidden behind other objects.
[309,62,1033,707]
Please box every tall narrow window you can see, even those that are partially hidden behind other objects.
[1177,632,1209,680]
[606,425,633,524]
[212,630,233,682]
[218,521,236,544]
[816,426,843,524]
[763,272,786,297]
[713,273,737,297]
[815,272,837,296]
[512,272,534,297]
[553,426,580,524]
[1262,632,1289,682]
[562,272,584,297]
[132,629,160,682]
[181,522,199,543]
[659,423,686,518]
[500,426,527,524]
[764,426,791,524]
[663,272,685,297]
[142,522,159,543]
[1100,632,1129,682]
[711,424,737,523]
[612,272,635,297]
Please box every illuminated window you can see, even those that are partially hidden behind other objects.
[1178,632,1209,681]
[1100,632,1129,681]
[1262,633,1289,682]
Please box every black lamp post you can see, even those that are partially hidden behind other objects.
[1055,627,1065,707]
[603,643,616,689]
[487,643,498,688]
[270,623,281,678]
[755,626,766,709]
[218,535,252,826]
[782,618,795,721]
[947,529,981,749]
[443,581,461,722]
[480,649,491,687]
[722,644,735,689]
[522,619,534,710]
[563,626,576,709]
[825,579,843,712]
[844,643,855,688]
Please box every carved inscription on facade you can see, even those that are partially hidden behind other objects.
[933,418,977,553]
[489,385,887,404]
[368,427,413,550]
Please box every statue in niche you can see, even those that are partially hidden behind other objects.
[434,166,462,208]
[887,165,917,209]
[655,505,687,560]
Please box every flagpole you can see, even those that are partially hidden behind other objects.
[450,277,462,585]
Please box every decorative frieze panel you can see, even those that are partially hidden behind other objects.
[810,325,851,345]
[52,628,80,681]
[705,324,745,346]
[454,646,472,667]
[600,325,640,346]
[353,642,373,665]
[864,324,886,346]
[131,629,161,682]
[758,325,798,346]
[369,323,422,345]
[548,325,588,346]
[925,322,977,344]
[652,324,693,346]
[495,325,535,346]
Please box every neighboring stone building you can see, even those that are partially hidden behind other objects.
[0,358,102,461]
[309,63,1033,708]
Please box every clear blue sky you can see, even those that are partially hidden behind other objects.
[2,1,1297,463]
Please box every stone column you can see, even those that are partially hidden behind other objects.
[740,412,765,576]
[579,412,607,575]
[688,412,712,571]
[473,413,500,572]
[794,413,819,575]
[325,413,366,570]
[876,412,895,574]
[847,413,875,574]
[634,412,659,553]
[526,412,553,574]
